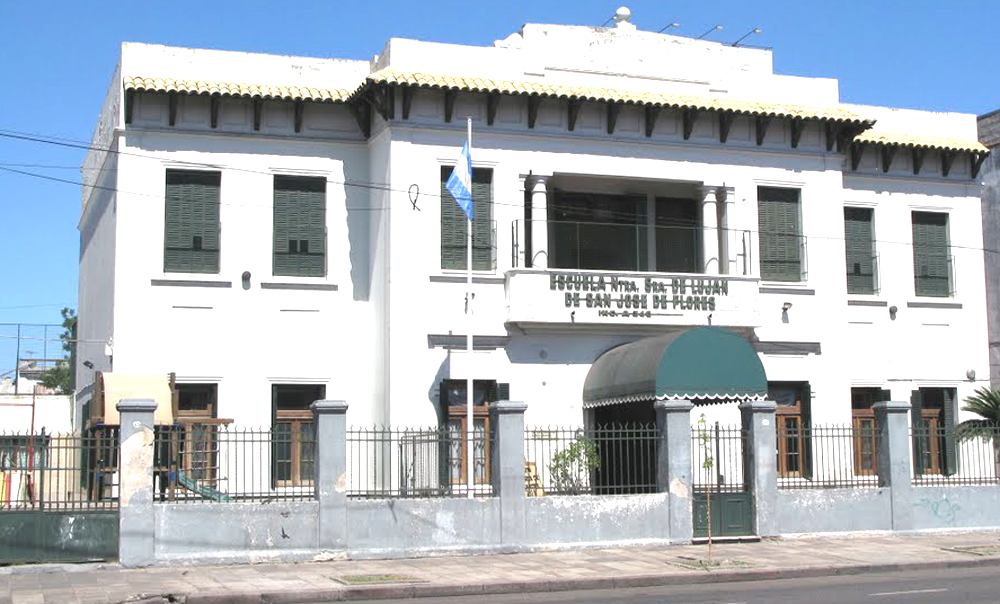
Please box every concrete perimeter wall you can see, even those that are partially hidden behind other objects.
[777,489,892,534]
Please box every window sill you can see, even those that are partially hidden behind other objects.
[847,298,888,307]
[151,278,232,288]
[261,282,338,291]
[431,272,505,285]
[759,282,814,296]
[907,299,963,309]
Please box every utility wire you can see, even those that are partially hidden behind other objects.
[1,127,997,255]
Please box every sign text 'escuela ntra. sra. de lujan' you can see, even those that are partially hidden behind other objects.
[549,273,730,318]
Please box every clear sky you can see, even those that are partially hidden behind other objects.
[0,0,997,370]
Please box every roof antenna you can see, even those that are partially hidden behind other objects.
[731,27,762,47]
[696,24,724,40]
[657,21,681,33]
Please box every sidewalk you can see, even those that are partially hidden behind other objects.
[3,531,1000,604]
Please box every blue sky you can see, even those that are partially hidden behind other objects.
[0,0,997,370]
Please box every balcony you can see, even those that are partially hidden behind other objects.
[507,219,762,330]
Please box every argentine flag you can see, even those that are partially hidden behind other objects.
[445,142,473,221]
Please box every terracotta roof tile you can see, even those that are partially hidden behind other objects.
[853,130,988,154]
[123,76,352,103]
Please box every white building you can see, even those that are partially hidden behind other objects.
[77,9,990,487]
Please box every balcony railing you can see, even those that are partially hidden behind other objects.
[511,219,754,276]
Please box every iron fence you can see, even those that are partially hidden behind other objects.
[0,428,119,511]
[777,424,880,490]
[524,423,659,496]
[911,425,1000,486]
[347,425,493,498]
[691,423,746,494]
[153,424,315,503]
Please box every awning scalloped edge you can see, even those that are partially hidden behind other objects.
[583,392,768,409]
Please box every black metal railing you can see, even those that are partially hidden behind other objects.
[153,424,315,503]
[911,425,1000,486]
[691,423,746,494]
[777,424,880,489]
[347,425,493,498]
[0,428,119,511]
[523,423,659,496]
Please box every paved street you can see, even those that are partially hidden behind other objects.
[355,566,1000,604]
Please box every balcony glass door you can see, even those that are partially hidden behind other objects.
[550,192,646,271]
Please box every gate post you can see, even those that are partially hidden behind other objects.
[874,401,913,531]
[492,400,527,546]
[312,400,348,551]
[117,399,157,567]
[655,399,694,543]
[740,400,778,538]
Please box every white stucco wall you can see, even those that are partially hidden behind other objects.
[76,19,987,434]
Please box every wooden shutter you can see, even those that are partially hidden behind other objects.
[878,389,892,402]
[164,170,221,273]
[943,388,958,476]
[912,212,949,297]
[800,382,813,480]
[273,176,326,277]
[757,187,801,282]
[844,207,875,294]
[441,167,494,271]
[496,383,510,402]
[911,389,925,476]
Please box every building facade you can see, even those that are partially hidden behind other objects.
[977,108,1000,387]
[77,12,989,487]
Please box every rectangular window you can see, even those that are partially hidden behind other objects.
[771,382,811,478]
[164,170,221,273]
[439,379,506,487]
[273,176,326,277]
[850,387,889,475]
[272,384,323,487]
[912,212,951,297]
[441,167,494,271]
[911,387,957,476]
[549,191,647,271]
[845,207,876,295]
[758,187,803,282]
[655,197,700,273]
[174,384,219,484]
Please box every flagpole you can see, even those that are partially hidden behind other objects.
[465,116,474,499]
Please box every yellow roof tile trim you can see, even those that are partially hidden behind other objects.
[365,70,873,124]
[854,130,988,154]
[124,76,352,103]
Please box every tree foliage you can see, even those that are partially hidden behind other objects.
[40,308,76,394]
[956,387,1000,442]
[548,436,600,495]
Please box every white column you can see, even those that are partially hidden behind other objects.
[716,187,735,275]
[646,194,657,272]
[527,175,550,269]
[699,186,720,275]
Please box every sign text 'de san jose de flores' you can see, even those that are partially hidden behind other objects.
[549,273,731,315]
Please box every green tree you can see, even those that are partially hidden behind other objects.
[40,308,76,394]
[955,387,1000,481]
[548,436,600,495]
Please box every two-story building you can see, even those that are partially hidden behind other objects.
[76,10,989,486]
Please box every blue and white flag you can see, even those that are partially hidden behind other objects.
[445,142,473,221]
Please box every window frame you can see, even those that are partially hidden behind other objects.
[911,211,953,298]
[757,186,805,283]
[770,381,811,479]
[844,206,878,295]
[272,175,327,278]
[163,169,222,274]
[271,384,324,488]
[440,166,495,272]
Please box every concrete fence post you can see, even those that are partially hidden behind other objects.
[655,399,694,543]
[491,400,527,545]
[874,400,913,531]
[117,398,157,567]
[312,400,348,551]
[740,400,778,538]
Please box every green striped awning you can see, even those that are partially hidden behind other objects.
[582,327,768,408]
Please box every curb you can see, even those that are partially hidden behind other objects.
[181,555,1000,604]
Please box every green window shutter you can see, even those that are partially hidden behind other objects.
[878,389,892,403]
[844,207,875,294]
[800,383,813,480]
[441,167,494,271]
[273,176,326,277]
[496,383,510,402]
[943,388,958,476]
[164,170,221,273]
[910,389,925,476]
[758,187,801,282]
[912,212,950,297]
